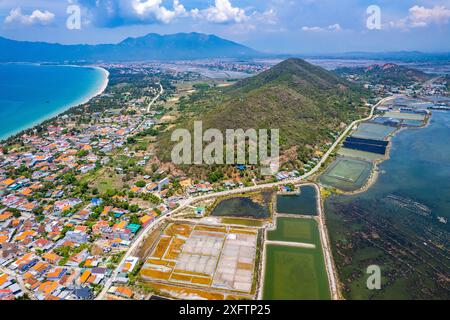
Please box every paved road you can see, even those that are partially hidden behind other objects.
[133,83,164,134]
[147,83,164,113]
[312,183,339,300]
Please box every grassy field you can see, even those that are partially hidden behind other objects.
[268,217,320,245]
[263,245,331,300]
[91,168,125,193]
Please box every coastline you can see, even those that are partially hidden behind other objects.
[331,113,432,196]
[0,65,110,142]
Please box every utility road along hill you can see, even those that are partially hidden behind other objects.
[335,63,432,86]
[159,58,370,170]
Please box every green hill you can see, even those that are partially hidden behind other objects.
[335,63,431,86]
[158,58,370,170]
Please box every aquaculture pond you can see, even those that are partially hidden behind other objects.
[325,111,450,300]
[351,122,396,140]
[276,185,318,216]
[263,217,330,300]
[319,158,373,192]
[210,191,272,219]
[268,217,320,244]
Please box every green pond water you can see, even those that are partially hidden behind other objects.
[268,217,320,244]
[263,244,331,300]
[276,186,318,216]
[263,217,330,300]
[210,191,272,219]
[319,158,373,192]
[325,111,450,299]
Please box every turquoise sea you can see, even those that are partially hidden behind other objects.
[325,111,450,299]
[0,64,108,140]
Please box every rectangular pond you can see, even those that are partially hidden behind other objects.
[351,123,396,140]
[338,147,385,161]
[268,217,320,244]
[276,186,318,216]
[384,112,426,121]
[319,157,373,192]
[263,217,330,300]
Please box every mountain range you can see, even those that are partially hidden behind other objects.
[0,32,260,62]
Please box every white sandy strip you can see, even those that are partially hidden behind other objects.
[92,66,110,98]
[265,240,316,249]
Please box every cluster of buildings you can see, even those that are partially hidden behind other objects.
[0,89,176,299]
[0,273,24,300]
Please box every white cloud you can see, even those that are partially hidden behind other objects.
[129,0,187,24]
[79,0,187,26]
[389,5,450,29]
[191,0,248,24]
[4,7,55,26]
[258,9,277,25]
[301,23,342,32]
[409,5,450,27]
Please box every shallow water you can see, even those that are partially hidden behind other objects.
[0,64,107,140]
[325,111,450,299]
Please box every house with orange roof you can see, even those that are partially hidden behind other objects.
[92,220,109,234]
[74,225,88,233]
[15,230,37,242]
[0,273,9,287]
[101,206,112,216]
[1,178,15,187]
[0,211,12,221]
[36,281,59,299]
[146,183,158,192]
[42,252,62,265]
[139,215,153,228]
[78,269,91,285]
[19,202,37,212]
[130,186,141,193]
[115,286,133,299]
[0,235,8,245]
[10,218,21,228]
[31,261,50,275]
[113,221,127,231]
[19,187,33,196]
[46,267,67,281]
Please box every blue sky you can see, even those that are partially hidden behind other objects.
[0,0,449,53]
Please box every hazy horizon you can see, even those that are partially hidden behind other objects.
[0,1,449,54]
